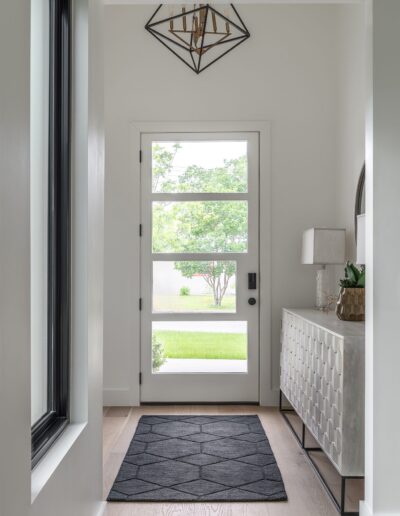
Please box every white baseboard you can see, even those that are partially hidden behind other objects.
[360,501,395,516]
[360,501,373,516]
[104,387,280,407]
[103,387,139,406]
[96,501,107,516]
[260,387,280,407]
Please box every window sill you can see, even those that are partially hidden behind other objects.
[31,422,86,503]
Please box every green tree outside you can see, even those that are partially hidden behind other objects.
[152,143,248,307]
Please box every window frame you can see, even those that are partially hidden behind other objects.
[31,0,71,468]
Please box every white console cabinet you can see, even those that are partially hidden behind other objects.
[280,308,365,477]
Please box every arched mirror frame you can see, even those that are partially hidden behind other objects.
[354,163,365,242]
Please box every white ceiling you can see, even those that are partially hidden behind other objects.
[104,0,363,5]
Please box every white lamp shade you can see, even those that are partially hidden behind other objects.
[302,228,346,265]
[356,214,366,265]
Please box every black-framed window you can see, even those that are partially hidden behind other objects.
[31,0,71,468]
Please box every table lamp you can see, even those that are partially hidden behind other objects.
[302,228,346,309]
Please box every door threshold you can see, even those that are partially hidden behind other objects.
[140,401,260,406]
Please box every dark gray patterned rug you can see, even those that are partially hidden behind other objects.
[108,415,287,502]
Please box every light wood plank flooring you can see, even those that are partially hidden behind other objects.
[103,405,363,516]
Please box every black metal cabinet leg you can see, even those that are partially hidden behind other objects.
[279,399,363,516]
[341,477,346,515]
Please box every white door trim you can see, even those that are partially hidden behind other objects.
[140,131,260,402]
[129,121,273,406]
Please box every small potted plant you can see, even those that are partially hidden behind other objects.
[336,262,365,321]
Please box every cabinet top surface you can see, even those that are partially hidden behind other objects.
[283,308,365,339]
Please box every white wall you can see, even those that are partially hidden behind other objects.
[0,1,105,515]
[361,1,400,515]
[336,5,366,262]
[0,2,31,513]
[103,4,364,404]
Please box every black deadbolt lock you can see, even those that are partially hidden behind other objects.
[248,272,257,290]
[248,297,256,305]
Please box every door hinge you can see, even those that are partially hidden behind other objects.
[139,223,142,236]
[139,150,142,163]
[139,298,142,311]
[139,372,142,385]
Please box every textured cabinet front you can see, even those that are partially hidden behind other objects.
[280,309,364,477]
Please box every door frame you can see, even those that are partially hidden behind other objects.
[129,121,273,406]
[140,131,260,403]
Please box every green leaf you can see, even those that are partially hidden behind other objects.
[350,263,360,281]
[346,264,358,285]
[339,262,365,289]
[357,270,365,287]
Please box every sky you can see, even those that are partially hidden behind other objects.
[153,140,247,176]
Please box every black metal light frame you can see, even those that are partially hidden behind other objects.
[145,4,250,74]
[31,0,71,468]
[279,391,363,516]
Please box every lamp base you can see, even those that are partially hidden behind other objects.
[316,267,329,309]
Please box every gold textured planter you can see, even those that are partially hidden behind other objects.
[336,288,365,321]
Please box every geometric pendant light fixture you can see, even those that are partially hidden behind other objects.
[145,4,250,74]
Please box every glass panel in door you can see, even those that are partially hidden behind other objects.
[153,261,237,313]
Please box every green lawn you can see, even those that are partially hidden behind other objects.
[153,330,247,360]
[153,294,235,312]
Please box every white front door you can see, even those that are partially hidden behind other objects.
[140,132,259,402]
